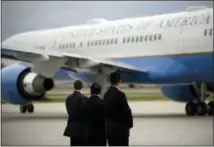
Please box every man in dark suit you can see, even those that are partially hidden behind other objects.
[104,72,133,146]
[63,80,87,146]
[83,83,106,146]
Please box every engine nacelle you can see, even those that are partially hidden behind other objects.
[21,72,54,96]
[2,63,54,105]
[160,85,198,102]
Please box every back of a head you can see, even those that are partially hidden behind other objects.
[109,72,121,86]
[90,83,101,95]
[73,80,83,90]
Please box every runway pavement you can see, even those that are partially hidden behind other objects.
[1,102,213,146]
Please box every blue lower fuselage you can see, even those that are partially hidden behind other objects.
[75,53,214,84]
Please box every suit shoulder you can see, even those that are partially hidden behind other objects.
[81,95,88,100]
[118,89,125,96]
[66,94,72,101]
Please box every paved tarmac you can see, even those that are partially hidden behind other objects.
[1,102,213,146]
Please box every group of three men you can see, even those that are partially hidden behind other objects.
[63,72,133,146]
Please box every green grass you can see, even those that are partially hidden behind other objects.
[47,92,163,99]
[1,93,165,104]
[2,92,213,104]
[39,93,166,103]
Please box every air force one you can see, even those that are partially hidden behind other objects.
[1,7,213,116]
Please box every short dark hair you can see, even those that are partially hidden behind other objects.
[73,80,83,90]
[90,83,101,95]
[109,72,121,85]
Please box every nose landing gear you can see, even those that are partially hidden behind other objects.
[20,103,34,113]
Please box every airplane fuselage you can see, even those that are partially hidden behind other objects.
[2,8,213,84]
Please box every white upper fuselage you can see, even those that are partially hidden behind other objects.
[2,8,213,60]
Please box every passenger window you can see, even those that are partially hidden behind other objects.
[111,39,114,44]
[136,36,139,42]
[59,44,61,49]
[131,36,135,42]
[87,41,90,47]
[209,29,212,36]
[73,43,76,48]
[144,35,148,41]
[127,37,130,43]
[91,41,94,46]
[115,39,118,44]
[158,34,162,40]
[154,34,156,40]
[99,40,102,45]
[149,35,153,41]
[123,37,126,43]
[204,29,207,36]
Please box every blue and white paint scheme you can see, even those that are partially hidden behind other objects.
[1,7,213,115]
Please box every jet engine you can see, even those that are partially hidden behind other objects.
[2,63,54,105]
[160,85,198,102]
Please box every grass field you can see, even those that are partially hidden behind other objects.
[2,90,213,104]
[44,92,165,103]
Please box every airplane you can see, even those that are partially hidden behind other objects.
[1,6,213,116]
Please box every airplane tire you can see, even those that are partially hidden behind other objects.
[20,105,27,114]
[196,101,207,116]
[27,104,34,113]
[207,101,213,116]
[185,101,197,116]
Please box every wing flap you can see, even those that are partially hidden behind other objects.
[63,53,144,73]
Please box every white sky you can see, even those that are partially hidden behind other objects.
[2,1,213,40]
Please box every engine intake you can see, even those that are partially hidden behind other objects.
[22,73,54,96]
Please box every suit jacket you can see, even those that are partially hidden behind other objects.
[82,95,106,139]
[63,91,87,137]
[104,86,133,137]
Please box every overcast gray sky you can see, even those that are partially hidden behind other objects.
[2,1,213,40]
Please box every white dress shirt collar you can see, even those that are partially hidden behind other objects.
[113,85,120,90]
[74,90,82,94]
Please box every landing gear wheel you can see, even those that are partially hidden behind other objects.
[27,104,34,113]
[20,104,34,114]
[196,101,207,116]
[20,105,27,114]
[185,101,197,116]
[207,101,213,116]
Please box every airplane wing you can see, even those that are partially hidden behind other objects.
[62,53,144,72]
[1,48,144,75]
